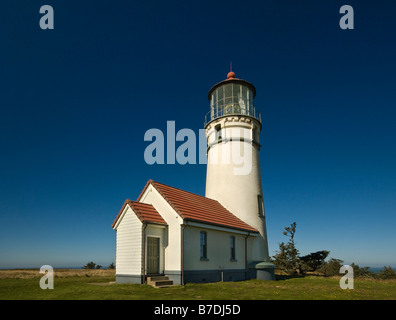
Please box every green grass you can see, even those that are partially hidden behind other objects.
[0,273,395,300]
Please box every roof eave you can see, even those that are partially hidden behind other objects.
[111,199,131,229]
[183,218,259,234]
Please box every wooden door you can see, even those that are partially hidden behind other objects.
[147,237,160,274]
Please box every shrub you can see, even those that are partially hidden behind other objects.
[377,266,396,279]
[350,263,375,278]
[317,258,344,276]
[83,261,97,269]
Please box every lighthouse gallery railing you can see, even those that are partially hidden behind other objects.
[204,104,261,127]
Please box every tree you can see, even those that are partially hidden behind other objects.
[300,250,330,272]
[273,222,300,275]
[83,261,97,269]
[108,262,115,269]
[317,258,344,276]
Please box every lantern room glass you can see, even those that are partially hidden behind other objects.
[210,83,254,120]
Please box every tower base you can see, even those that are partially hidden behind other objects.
[248,261,276,281]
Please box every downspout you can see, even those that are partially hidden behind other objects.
[181,221,187,285]
[141,222,147,284]
[244,231,251,280]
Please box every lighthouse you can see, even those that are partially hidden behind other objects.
[113,69,275,285]
[204,70,275,280]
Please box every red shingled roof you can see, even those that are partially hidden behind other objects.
[138,180,258,233]
[112,199,167,228]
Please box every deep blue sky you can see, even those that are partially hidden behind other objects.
[0,0,395,269]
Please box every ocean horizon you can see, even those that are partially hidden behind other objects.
[1,266,395,273]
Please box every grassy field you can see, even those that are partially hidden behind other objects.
[0,269,395,300]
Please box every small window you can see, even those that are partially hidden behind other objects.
[252,127,257,143]
[230,236,236,261]
[258,195,264,216]
[200,231,207,260]
[215,124,222,141]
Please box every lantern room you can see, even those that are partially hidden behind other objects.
[205,71,261,127]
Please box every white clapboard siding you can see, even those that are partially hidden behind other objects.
[140,185,181,271]
[183,226,246,271]
[115,206,142,275]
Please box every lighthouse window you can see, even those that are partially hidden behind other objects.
[258,195,264,216]
[249,90,254,113]
[224,84,233,112]
[242,86,249,114]
[211,94,215,112]
[231,84,239,105]
[252,127,259,143]
[232,84,241,113]
[210,83,256,123]
[215,124,222,141]
[217,86,224,111]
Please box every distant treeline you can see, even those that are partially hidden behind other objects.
[82,262,115,270]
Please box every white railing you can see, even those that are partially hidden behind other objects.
[204,104,261,127]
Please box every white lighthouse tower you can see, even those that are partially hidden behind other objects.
[204,70,275,280]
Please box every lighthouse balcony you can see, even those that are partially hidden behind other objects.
[204,104,261,127]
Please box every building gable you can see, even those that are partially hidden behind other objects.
[112,199,166,229]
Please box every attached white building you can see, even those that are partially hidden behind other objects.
[112,71,275,284]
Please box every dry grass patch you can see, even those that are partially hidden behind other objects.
[0,269,115,279]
